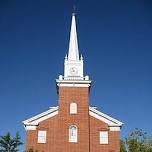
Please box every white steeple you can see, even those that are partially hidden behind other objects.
[63,13,84,80]
[68,13,79,61]
[56,12,91,84]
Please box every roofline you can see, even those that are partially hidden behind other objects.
[22,107,58,125]
[89,107,124,126]
[23,106,123,127]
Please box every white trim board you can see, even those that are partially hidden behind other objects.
[23,107,58,127]
[89,107,123,127]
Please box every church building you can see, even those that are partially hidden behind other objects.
[23,13,123,152]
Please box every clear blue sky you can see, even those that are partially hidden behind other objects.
[0,0,152,150]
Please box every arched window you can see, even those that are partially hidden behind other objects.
[70,103,77,114]
[69,125,78,142]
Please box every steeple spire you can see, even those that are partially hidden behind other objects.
[63,12,85,80]
[68,13,79,61]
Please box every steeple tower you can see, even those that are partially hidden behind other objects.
[63,13,85,80]
[56,13,92,152]
[56,12,91,85]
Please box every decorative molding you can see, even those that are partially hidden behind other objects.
[56,79,91,84]
[57,83,91,87]
[56,79,91,88]
[25,126,37,131]
[109,127,121,131]
[23,107,58,131]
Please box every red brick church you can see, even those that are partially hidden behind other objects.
[23,13,123,152]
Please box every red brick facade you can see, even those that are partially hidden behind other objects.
[25,86,121,152]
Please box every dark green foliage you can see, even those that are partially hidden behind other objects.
[120,140,127,152]
[0,132,23,152]
[121,128,152,152]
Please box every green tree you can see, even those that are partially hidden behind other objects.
[121,128,152,152]
[0,132,23,152]
[126,128,147,152]
[120,140,127,152]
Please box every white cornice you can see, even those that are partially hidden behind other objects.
[56,79,92,87]
[22,107,58,127]
[89,107,124,127]
[109,126,121,131]
[56,79,91,84]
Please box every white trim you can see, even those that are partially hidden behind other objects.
[25,122,39,126]
[23,106,123,131]
[25,126,37,131]
[56,79,91,87]
[109,127,121,131]
[56,79,91,84]
[57,83,91,87]
[89,107,123,127]
[33,111,58,124]
[23,107,58,127]
[90,111,117,126]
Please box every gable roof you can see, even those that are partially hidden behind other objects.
[23,107,58,126]
[89,107,123,127]
[23,106,123,128]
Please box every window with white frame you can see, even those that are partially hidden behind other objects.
[70,103,77,114]
[38,130,47,143]
[69,125,78,143]
[99,131,108,144]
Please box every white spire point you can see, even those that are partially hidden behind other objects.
[80,54,83,60]
[68,13,79,61]
[65,54,68,60]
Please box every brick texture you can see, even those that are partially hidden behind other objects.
[25,86,120,152]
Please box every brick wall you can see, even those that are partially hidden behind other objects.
[90,116,120,152]
[56,87,90,152]
[25,86,120,152]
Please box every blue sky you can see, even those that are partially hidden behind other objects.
[0,0,152,150]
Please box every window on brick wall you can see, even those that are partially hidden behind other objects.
[70,103,77,114]
[69,125,78,142]
[99,131,108,144]
[38,130,47,143]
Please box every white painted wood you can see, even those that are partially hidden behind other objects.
[100,131,108,144]
[109,126,120,131]
[89,107,123,127]
[64,14,84,79]
[38,130,47,143]
[68,14,79,61]
[25,126,36,131]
